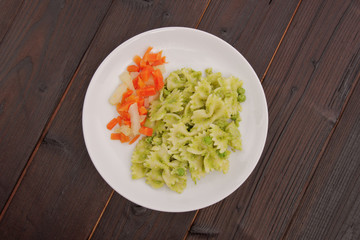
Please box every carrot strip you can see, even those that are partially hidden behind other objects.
[132,76,140,89]
[137,98,144,108]
[139,59,147,69]
[136,86,156,97]
[139,106,147,115]
[140,66,153,82]
[152,69,164,90]
[147,53,158,63]
[118,111,130,121]
[133,76,146,89]
[111,133,130,142]
[107,118,118,130]
[142,46,153,63]
[123,120,131,126]
[138,77,146,88]
[117,116,122,124]
[117,99,136,112]
[129,134,140,144]
[125,95,139,102]
[139,127,153,136]
[121,88,133,103]
[111,133,121,140]
[133,55,141,67]
[127,65,139,72]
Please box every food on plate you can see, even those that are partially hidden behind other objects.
[107,47,166,143]
[131,68,246,193]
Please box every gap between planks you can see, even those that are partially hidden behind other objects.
[0,0,116,222]
[87,190,114,240]
[260,0,303,83]
[281,72,360,240]
[182,0,303,239]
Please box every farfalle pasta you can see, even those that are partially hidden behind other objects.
[131,68,246,193]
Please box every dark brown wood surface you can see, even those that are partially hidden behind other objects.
[0,0,359,239]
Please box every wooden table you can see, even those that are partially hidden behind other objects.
[0,0,359,239]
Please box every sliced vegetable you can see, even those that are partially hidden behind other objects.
[107,118,118,130]
[119,71,135,91]
[129,134,140,144]
[115,125,132,136]
[109,83,127,105]
[117,99,136,112]
[121,88,133,103]
[129,103,141,135]
[133,55,141,66]
[111,133,130,142]
[152,69,164,90]
[118,111,130,121]
[108,47,167,142]
[139,127,153,136]
[139,106,147,115]
[136,86,156,97]
[127,65,139,72]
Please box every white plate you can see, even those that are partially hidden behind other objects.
[82,27,268,212]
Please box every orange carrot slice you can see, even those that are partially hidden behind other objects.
[123,120,131,127]
[121,88,133,103]
[127,65,139,72]
[139,106,147,115]
[137,98,144,108]
[152,69,164,90]
[133,55,141,67]
[111,133,130,142]
[142,47,153,63]
[117,99,136,112]
[139,127,153,136]
[136,86,156,97]
[118,111,131,121]
[129,134,140,144]
[107,118,118,130]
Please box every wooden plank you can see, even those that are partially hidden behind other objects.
[188,0,360,239]
[197,0,301,76]
[0,0,113,211]
[0,0,23,42]
[0,0,209,239]
[90,196,197,240]
[283,77,360,239]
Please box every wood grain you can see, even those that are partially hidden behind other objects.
[197,0,301,76]
[188,0,360,239]
[91,196,197,240]
[0,0,23,42]
[0,0,113,212]
[283,77,360,239]
[0,0,209,239]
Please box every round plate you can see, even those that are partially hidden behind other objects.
[82,27,268,212]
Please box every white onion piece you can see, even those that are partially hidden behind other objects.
[115,125,132,137]
[119,71,134,91]
[129,103,140,135]
[109,83,127,105]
